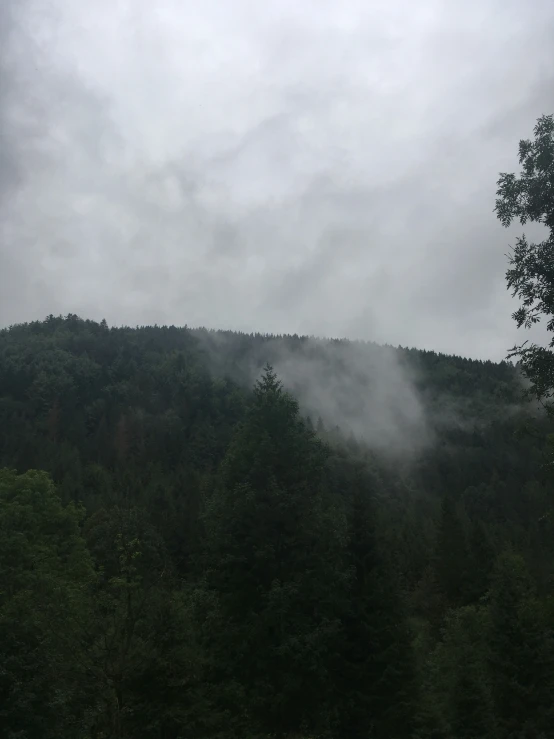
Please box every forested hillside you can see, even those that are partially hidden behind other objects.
[1,314,554,738]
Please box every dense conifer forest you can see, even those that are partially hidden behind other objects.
[1,313,554,738]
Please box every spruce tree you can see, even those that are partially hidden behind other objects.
[434,606,497,739]
[338,467,418,739]
[434,493,471,607]
[199,366,348,737]
[487,551,554,738]
[0,468,95,736]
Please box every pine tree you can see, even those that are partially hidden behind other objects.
[338,468,418,739]
[487,551,554,738]
[434,606,497,739]
[0,468,95,736]
[199,366,349,737]
[435,493,471,607]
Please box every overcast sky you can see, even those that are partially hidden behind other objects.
[1,0,553,360]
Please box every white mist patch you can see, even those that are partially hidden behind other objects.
[248,337,431,456]
[194,329,536,457]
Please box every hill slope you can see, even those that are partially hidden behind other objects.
[1,314,553,738]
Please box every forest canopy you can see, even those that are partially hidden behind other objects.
[1,313,553,738]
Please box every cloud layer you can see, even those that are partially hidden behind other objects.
[1,0,553,360]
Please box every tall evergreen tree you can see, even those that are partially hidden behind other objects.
[433,606,497,739]
[339,469,418,739]
[487,551,554,738]
[199,366,348,737]
[0,468,95,737]
[434,493,471,607]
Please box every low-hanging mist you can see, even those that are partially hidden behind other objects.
[192,328,534,458]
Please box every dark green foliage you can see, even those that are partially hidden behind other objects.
[199,366,349,737]
[0,468,94,737]
[1,314,554,737]
[339,473,418,739]
[428,606,497,739]
[434,494,472,607]
[487,552,554,739]
[496,114,554,408]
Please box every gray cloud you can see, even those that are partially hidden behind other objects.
[1,0,554,361]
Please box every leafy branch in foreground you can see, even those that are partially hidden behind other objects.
[495,114,554,410]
